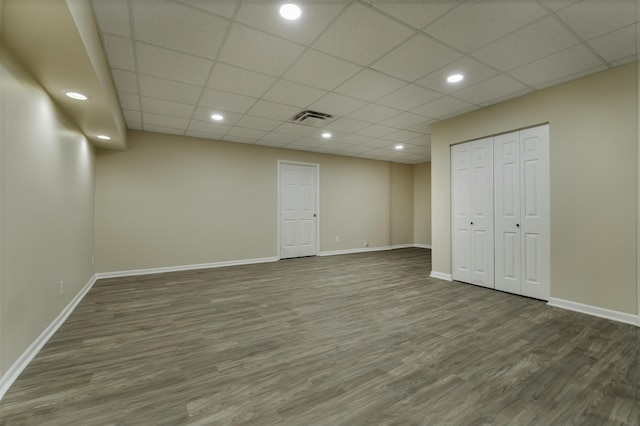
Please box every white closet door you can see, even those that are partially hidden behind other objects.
[469,138,494,288]
[451,143,472,283]
[494,131,521,294]
[519,125,550,300]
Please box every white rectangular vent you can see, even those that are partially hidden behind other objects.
[289,110,334,127]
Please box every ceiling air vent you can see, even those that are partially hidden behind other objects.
[289,110,334,127]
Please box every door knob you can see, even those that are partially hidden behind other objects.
[313,213,317,217]
[516,223,520,227]
[470,222,474,225]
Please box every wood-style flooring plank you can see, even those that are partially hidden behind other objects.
[1,248,638,425]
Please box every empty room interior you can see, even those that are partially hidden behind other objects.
[0,0,639,424]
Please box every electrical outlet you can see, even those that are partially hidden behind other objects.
[59,281,64,296]
[364,240,369,247]
[335,236,340,242]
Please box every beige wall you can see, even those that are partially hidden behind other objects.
[390,162,414,246]
[0,45,95,375]
[431,62,639,315]
[413,162,431,246]
[95,131,398,272]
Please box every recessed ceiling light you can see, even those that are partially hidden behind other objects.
[447,74,464,83]
[211,114,224,121]
[280,3,301,20]
[97,135,111,140]
[65,91,88,100]
[395,144,404,151]
[322,132,332,139]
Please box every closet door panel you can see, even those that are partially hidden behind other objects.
[470,138,494,287]
[494,131,521,294]
[451,143,472,283]
[520,125,550,300]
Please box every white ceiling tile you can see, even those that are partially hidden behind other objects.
[259,132,299,144]
[187,119,231,135]
[415,56,498,94]
[408,122,433,134]
[335,143,373,154]
[199,88,257,114]
[366,0,462,30]
[221,135,258,144]
[92,0,131,37]
[384,130,425,143]
[557,0,637,40]
[262,80,327,108]
[508,44,605,88]
[479,88,535,107]
[377,84,441,111]
[207,63,276,99]
[273,122,318,137]
[136,42,213,85]
[102,34,136,71]
[133,0,229,59]
[112,69,139,94]
[191,107,242,125]
[128,122,142,131]
[234,115,281,132]
[453,74,528,105]
[348,104,402,123]
[356,125,397,138]
[411,96,475,119]
[589,24,638,64]
[186,130,226,140]
[225,126,268,140]
[371,34,463,82]
[173,0,238,19]
[610,54,639,67]
[472,17,580,72]
[139,75,202,105]
[284,50,362,90]
[325,117,371,133]
[312,3,414,65]
[234,2,345,46]
[247,100,300,121]
[218,24,305,76]
[308,93,367,117]
[143,125,186,136]
[334,69,406,102]
[140,96,195,119]
[122,109,141,124]
[338,133,372,144]
[143,112,189,129]
[119,92,140,110]
[380,112,433,130]
[286,138,323,149]
[424,0,546,53]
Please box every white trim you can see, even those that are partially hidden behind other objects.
[413,243,432,249]
[548,297,640,327]
[430,271,453,281]
[95,257,278,280]
[319,246,392,257]
[277,160,320,260]
[0,274,98,401]
[391,244,414,249]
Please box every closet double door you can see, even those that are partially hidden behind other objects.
[451,125,549,300]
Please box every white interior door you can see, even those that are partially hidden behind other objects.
[494,131,522,294]
[279,162,318,259]
[469,138,494,288]
[519,125,550,300]
[451,143,472,283]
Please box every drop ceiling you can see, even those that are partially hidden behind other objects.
[90,0,639,164]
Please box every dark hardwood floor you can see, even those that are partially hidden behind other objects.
[1,248,638,425]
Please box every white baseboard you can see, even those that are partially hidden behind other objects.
[95,257,278,280]
[0,274,98,401]
[413,243,432,249]
[391,244,414,249]
[319,246,392,257]
[430,271,453,281]
[547,297,639,327]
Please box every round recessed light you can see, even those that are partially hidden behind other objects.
[97,135,111,140]
[65,91,88,100]
[322,132,332,139]
[280,3,301,20]
[447,73,464,83]
[395,144,404,151]
[211,114,224,121]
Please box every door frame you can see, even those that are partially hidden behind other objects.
[277,160,320,260]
